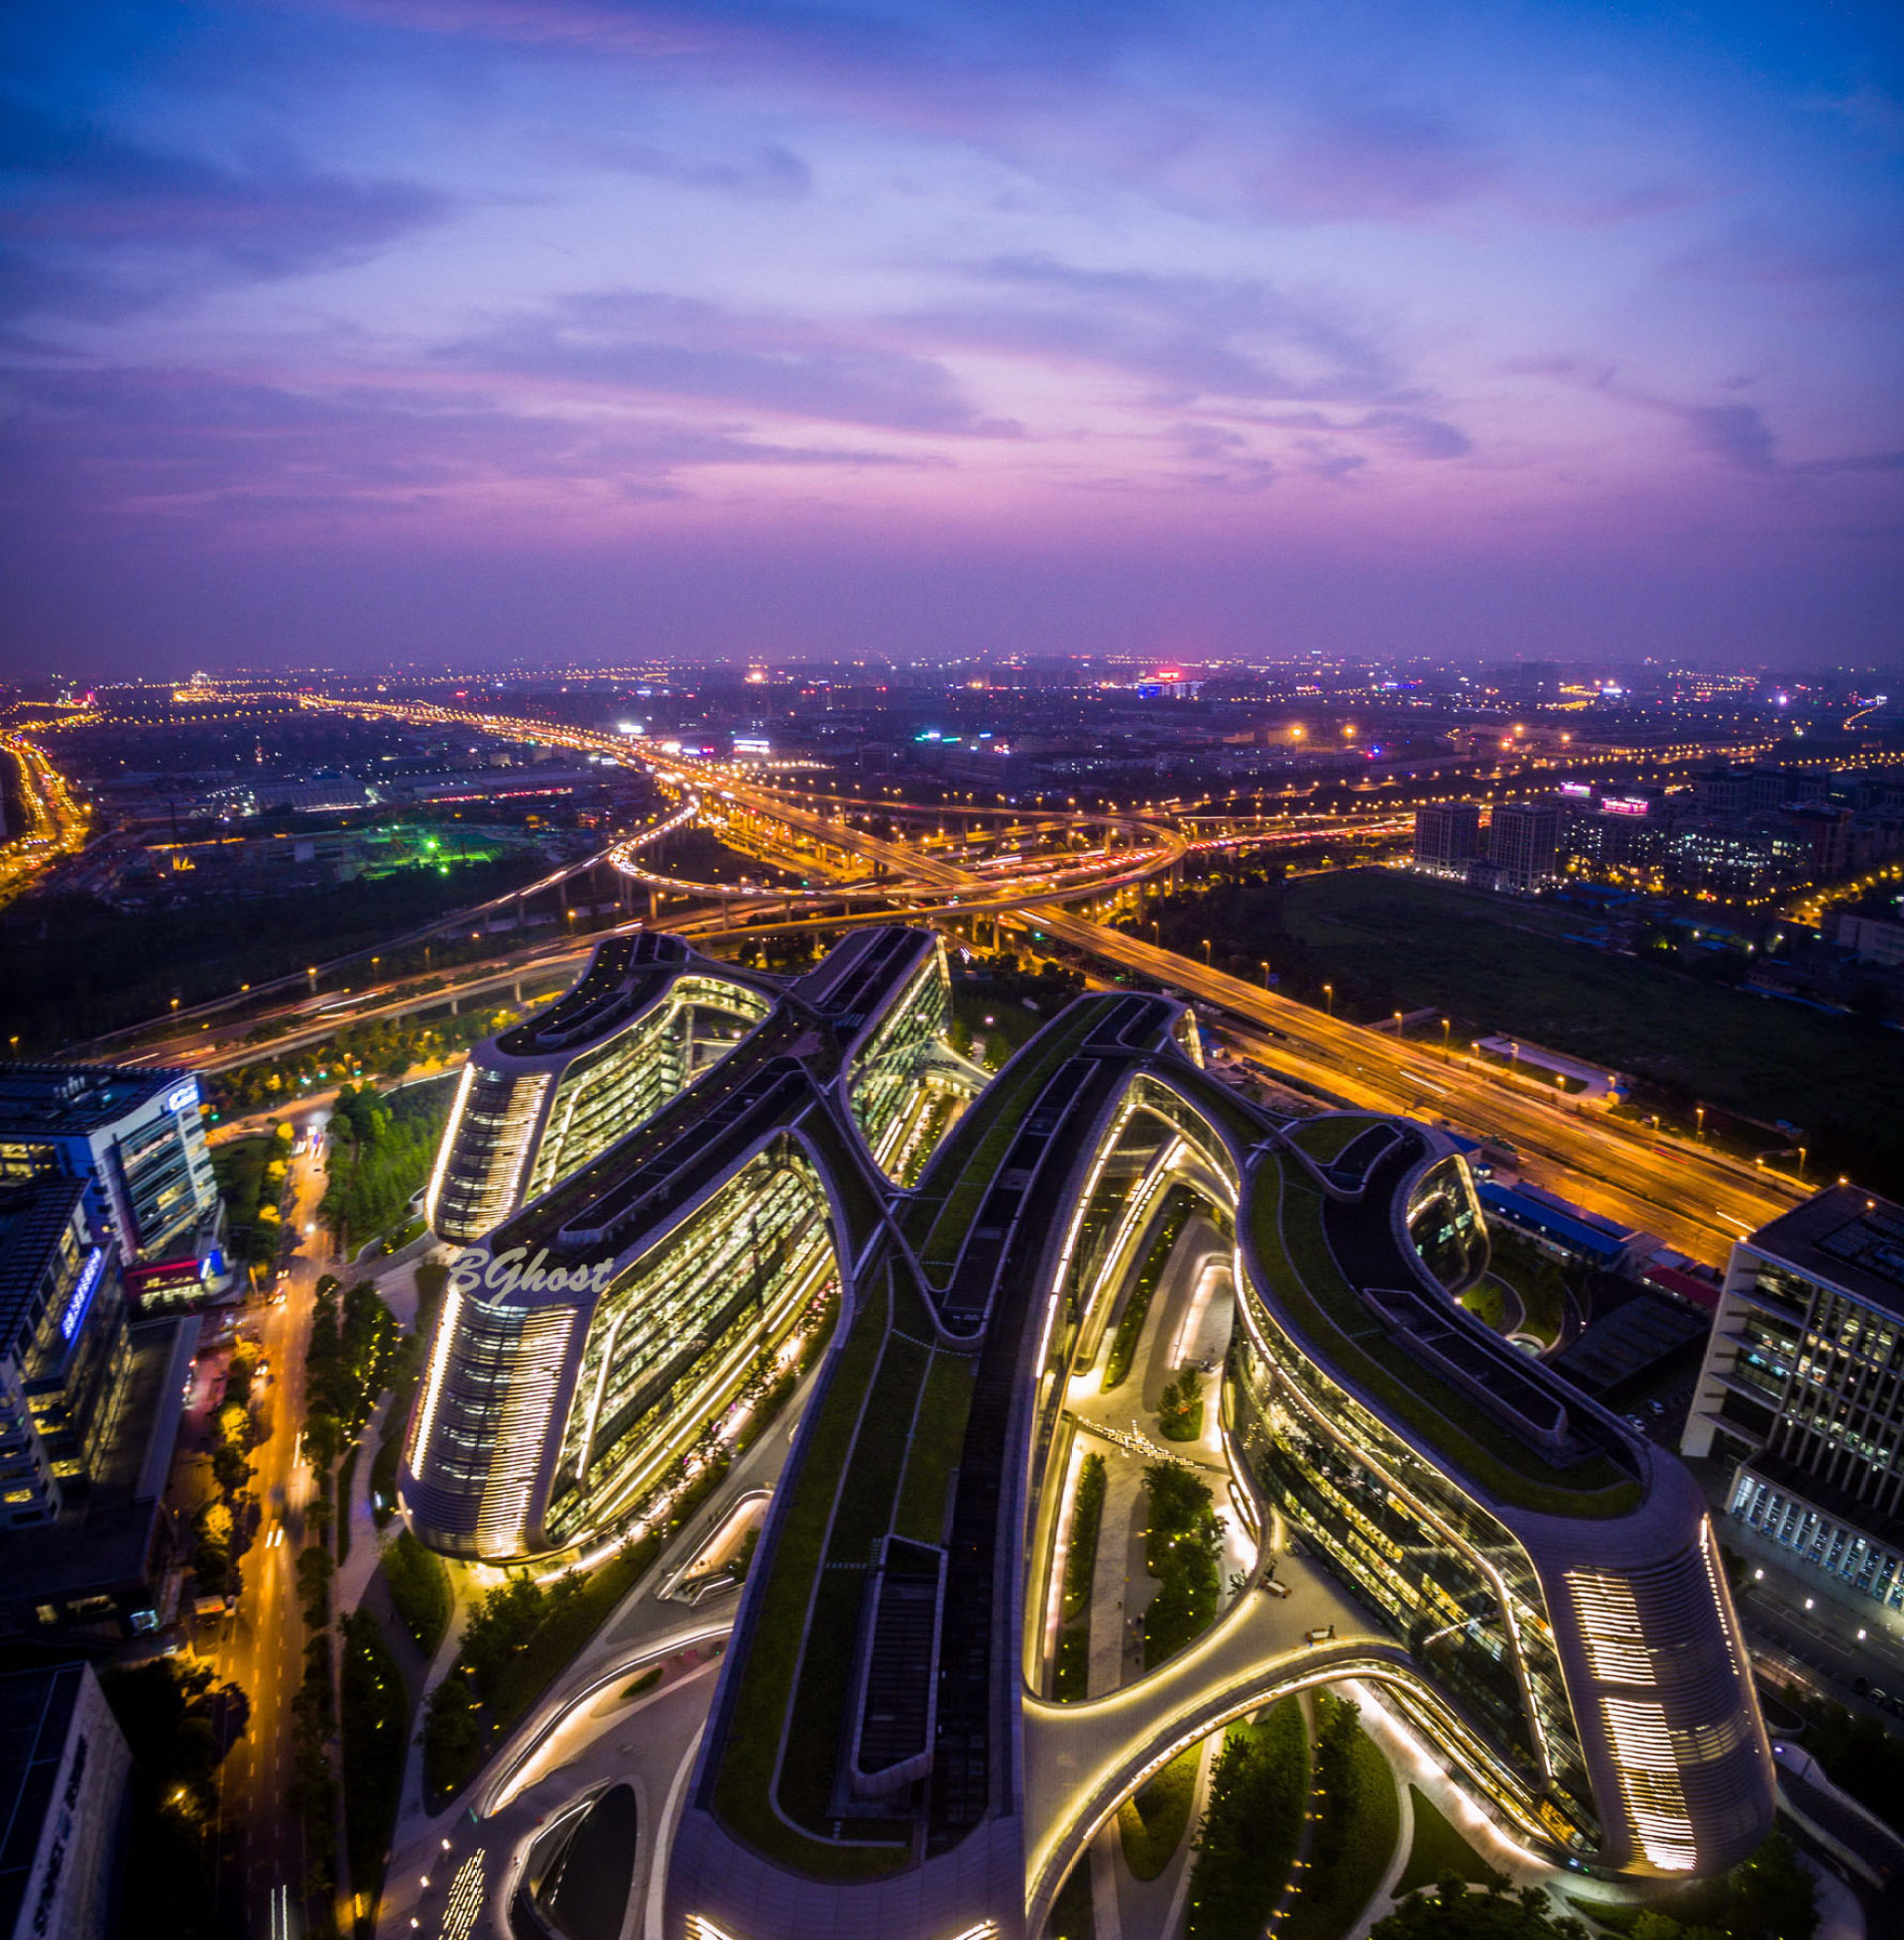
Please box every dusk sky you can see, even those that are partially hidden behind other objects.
[3,0,1900,675]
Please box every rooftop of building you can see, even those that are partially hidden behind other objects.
[0,1316,194,1625]
[1745,1183,1904,1320]
[1249,1137,1645,1519]
[701,992,1190,1880]
[483,929,944,1267]
[0,1061,197,1137]
[0,1177,89,1353]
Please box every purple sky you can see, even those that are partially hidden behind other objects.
[2,1,1900,676]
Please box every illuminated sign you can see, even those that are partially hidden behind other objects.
[1559,783,1594,799]
[1602,796,1650,817]
[165,1079,199,1114]
[60,1248,106,1344]
[733,737,772,756]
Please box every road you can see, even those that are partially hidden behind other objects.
[710,766,1798,1265]
[1035,911,1800,1265]
[265,694,1800,1271]
[0,729,90,907]
[201,1105,334,1940]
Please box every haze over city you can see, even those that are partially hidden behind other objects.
[4,0,1902,675]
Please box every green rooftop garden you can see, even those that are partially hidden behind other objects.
[1286,1113,1384,1164]
[1157,1058,1273,1155]
[707,1252,915,1878]
[707,1243,984,1879]
[905,995,1122,1271]
[1247,1156,1640,1519]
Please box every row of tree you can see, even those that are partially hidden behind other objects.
[317,1080,456,1253]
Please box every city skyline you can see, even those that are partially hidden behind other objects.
[3,0,1902,676]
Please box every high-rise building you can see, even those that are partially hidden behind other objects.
[404,927,975,1560]
[1685,1185,1904,1637]
[0,1663,132,1940]
[1488,798,1562,890]
[1665,817,1810,901]
[1413,800,1483,872]
[0,1178,128,1527]
[405,928,1773,1925]
[0,1064,222,1294]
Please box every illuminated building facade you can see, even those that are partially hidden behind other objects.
[0,1178,127,1527]
[0,1063,220,1281]
[426,931,778,1245]
[400,927,1770,1933]
[658,982,1770,1940]
[1686,1185,1904,1636]
[403,927,973,1559]
[1232,1124,1765,1880]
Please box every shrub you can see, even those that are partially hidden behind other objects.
[382,1529,452,1656]
[1141,1464,1224,1668]
[1062,1454,1107,1621]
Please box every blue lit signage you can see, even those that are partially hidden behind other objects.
[165,1079,200,1114]
[60,1248,106,1344]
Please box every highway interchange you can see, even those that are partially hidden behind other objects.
[0,688,1823,1940]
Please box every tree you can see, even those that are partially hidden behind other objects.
[301,1409,346,1472]
[1158,1369,1204,1441]
[1311,1690,1365,1867]
[296,1543,335,1628]
[1370,1878,1590,1940]
[1723,1834,1817,1940]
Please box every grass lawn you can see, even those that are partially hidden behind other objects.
[1485,1237,1569,1348]
[1119,1743,1201,1880]
[1287,1115,1379,1163]
[892,1348,977,1544]
[1392,1786,1501,1896]
[1459,1275,1518,1337]
[952,984,1048,1066]
[1104,1186,1195,1391]
[1284,1713,1401,1940]
[1053,1625,1091,1701]
[1062,1454,1107,1623]
[1048,1854,1098,1940]
[1279,868,1904,1176]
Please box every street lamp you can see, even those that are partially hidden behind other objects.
[1323,983,1334,1017]
[1696,1105,1706,1142]
[1201,938,1213,964]
[1260,960,1272,990]
[1440,1017,1452,1058]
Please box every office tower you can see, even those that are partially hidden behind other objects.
[1686,1185,1904,1632]
[1413,800,1483,872]
[0,1064,221,1292]
[1488,799,1562,890]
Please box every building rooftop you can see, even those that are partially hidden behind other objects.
[0,1177,88,1354]
[1746,1184,1904,1321]
[0,1062,196,1137]
[493,930,695,1058]
[1253,1140,1643,1517]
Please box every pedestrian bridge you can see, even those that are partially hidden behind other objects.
[1019,1575,1542,1936]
